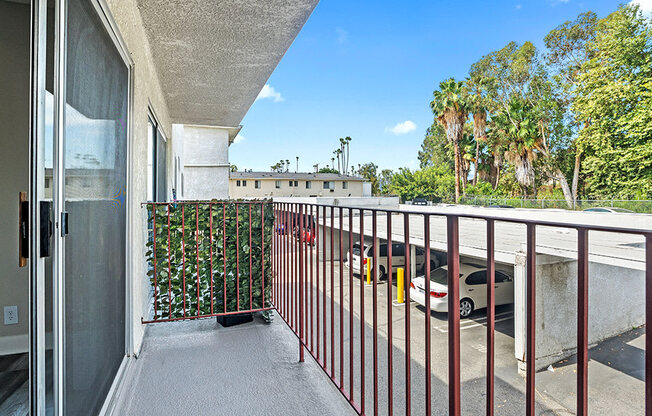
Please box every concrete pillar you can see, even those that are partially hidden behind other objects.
[182,125,237,200]
[514,251,527,375]
[410,244,417,280]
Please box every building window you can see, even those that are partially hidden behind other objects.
[289,180,293,187]
[236,180,241,186]
[306,181,311,189]
[294,180,298,187]
[275,180,281,189]
[255,180,260,189]
[242,180,247,186]
[342,181,348,189]
[147,114,167,201]
[323,181,334,190]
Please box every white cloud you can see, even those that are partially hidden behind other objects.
[630,0,652,13]
[336,27,348,44]
[386,120,417,135]
[515,4,522,9]
[233,134,245,144]
[256,84,284,102]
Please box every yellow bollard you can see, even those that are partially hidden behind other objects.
[366,260,371,285]
[397,267,405,303]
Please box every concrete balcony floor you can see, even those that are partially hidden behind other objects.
[113,314,355,416]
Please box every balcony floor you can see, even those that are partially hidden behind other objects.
[113,313,355,416]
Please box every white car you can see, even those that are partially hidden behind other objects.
[345,242,439,280]
[410,263,514,318]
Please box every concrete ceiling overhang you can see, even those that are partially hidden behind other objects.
[136,0,319,127]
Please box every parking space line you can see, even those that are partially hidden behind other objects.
[434,315,514,333]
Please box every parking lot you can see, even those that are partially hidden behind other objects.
[275,237,646,415]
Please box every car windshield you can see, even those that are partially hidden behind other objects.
[352,243,362,255]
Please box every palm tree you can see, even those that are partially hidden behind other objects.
[430,78,469,202]
[466,76,489,186]
[493,97,542,197]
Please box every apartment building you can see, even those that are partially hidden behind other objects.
[229,171,368,198]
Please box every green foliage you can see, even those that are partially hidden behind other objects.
[389,166,455,202]
[145,201,274,320]
[318,167,340,174]
[418,122,454,171]
[357,162,380,195]
[573,5,652,198]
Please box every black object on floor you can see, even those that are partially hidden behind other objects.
[217,313,253,327]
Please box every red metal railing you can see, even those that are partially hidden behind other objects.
[271,201,651,416]
[144,201,273,323]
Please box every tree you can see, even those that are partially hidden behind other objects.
[389,166,455,202]
[230,165,238,172]
[544,11,598,204]
[318,167,339,174]
[418,122,454,171]
[430,78,469,202]
[357,162,379,195]
[573,4,652,198]
[378,169,394,195]
[466,73,490,185]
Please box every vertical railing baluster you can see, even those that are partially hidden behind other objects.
[360,208,365,414]
[182,204,187,317]
[249,204,253,311]
[310,205,315,352]
[349,207,355,396]
[340,207,345,388]
[404,212,411,416]
[209,203,214,315]
[447,215,460,416]
[577,228,588,416]
[331,206,335,379]
[299,204,305,362]
[424,214,431,416]
[223,203,226,314]
[261,204,265,310]
[196,203,201,316]
[236,203,240,312]
[167,204,173,319]
[373,210,379,416]
[486,219,495,416]
[323,205,328,371]
[387,212,393,416]
[152,205,158,319]
[645,233,651,416]
[316,205,321,361]
[526,223,536,416]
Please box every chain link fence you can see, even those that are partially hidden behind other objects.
[454,196,652,213]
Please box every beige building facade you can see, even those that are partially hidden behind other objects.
[229,172,367,198]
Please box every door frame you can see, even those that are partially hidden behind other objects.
[38,0,135,414]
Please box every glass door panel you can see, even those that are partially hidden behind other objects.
[63,0,128,413]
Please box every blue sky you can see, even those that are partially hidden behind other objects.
[230,0,642,174]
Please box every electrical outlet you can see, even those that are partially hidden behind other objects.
[4,306,18,325]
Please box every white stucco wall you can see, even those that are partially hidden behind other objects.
[106,0,173,356]
[229,178,364,198]
[182,125,230,200]
[514,253,645,371]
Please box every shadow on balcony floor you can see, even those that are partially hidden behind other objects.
[113,312,355,416]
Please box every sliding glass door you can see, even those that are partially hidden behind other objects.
[61,0,129,413]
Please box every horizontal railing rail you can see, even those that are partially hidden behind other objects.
[271,201,651,416]
[143,200,274,323]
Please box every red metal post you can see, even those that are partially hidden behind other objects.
[323,205,328,371]
[310,205,314,351]
[646,233,651,416]
[339,207,345,388]
[331,206,335,378]
[299,204,305,362]
[387,212,393,416]
[152,205,158,319]
[260,202,262,308]
[196,203,201,316]
[209,204,214,315]
[526,224,536,416]
[249,204,253,310]
[182,204,187,317]
[349,207,355,396]
[316,205,321,361]
[424,214,431,416]
[447,215,460,416]
[359,209,365,415]
[486,219,495,416]
[236,203,240,312]
[372,210,379,416]
[167,205,173,318]
[577,227,588,416]
[404,212,411,416]
[223,203,226,313]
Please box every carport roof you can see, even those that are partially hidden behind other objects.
[136,0,319,126]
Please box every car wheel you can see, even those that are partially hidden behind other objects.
[460,298,474,318]
[378,266,387,280]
